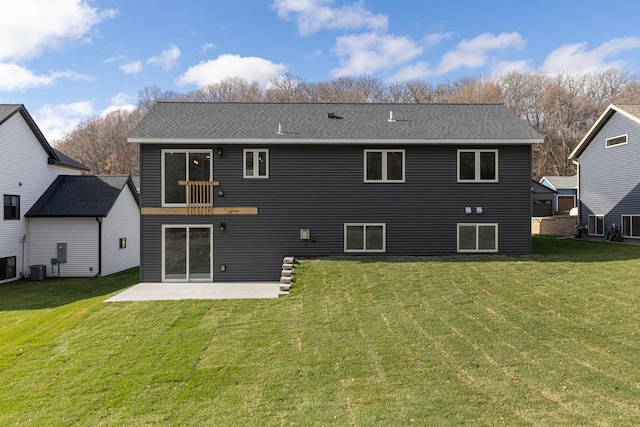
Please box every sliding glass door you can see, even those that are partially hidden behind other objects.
[163,225,212,282]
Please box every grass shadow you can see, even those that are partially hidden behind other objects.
[0,268,138,311]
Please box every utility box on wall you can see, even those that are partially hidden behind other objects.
[56,243,67,263]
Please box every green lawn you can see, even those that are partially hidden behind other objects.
[1,236,640,425]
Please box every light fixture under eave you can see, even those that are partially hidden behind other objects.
[217,147,223,156]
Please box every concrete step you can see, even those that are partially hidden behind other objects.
[283,256,295,264]
[281,269,293,277]
[280,284,291,292]
[282,263,294,271]
[278,292,289,298]
[280,276,292,285]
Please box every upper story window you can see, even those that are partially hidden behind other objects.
[3,195,20,220]
[162,150,212,206]
[606,134,628,148]
[244,149,269,178]
[364,150,405,183]
[457,149,498,183]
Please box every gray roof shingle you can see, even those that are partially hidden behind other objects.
[541,176,577,190]
[25,175,139,217]
[129,102,543,143]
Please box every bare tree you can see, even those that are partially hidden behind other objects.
[55,108,145,176]
[189,77,263,102]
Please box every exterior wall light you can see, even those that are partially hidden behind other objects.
[465,207,472,215]
[220,222,226,230]
[220,264,226,272]
[217,190,224,197]
[217,147,223,156]
[476,207,483,215]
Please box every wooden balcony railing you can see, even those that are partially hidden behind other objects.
[178,180,220,215]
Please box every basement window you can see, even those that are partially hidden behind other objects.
[606,134,627,148]
[588,215,604,236]
[0,256,16,280]
[457,224,498,252]
[344,224,386,253]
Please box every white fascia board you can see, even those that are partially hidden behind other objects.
[129,137,544,145]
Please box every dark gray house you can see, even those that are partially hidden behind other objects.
[129,102,543,282]
[569,104,640,238]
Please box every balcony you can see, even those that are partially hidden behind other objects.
[178,180,219,215]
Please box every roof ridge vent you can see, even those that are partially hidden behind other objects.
[388,110,396,122]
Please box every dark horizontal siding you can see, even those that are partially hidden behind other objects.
[141,143,532,281]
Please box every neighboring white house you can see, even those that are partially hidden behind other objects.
[25,175,140,277]
[0,104,88,283]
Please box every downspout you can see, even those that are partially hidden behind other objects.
[95,217,102,278]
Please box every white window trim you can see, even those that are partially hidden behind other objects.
[161,225,214,282]
[243,149,269,179]
[161,149,213,207]
[457,223,498,253]
[621,214,640,238]
[588,214,604,236]
[363,149,406,183]
[344,223,386,253]
[457,149,499,183]
[605,134,628,148]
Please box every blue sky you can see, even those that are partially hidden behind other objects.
[2,0,640,142]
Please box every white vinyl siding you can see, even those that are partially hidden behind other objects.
[102,188,140,276]
[28,218,99,277]
[0,112,82,282]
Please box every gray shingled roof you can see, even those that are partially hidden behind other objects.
[25,175,139,217]
[541,176,577,190]
[0,104,89,171]
[129,102,543,143]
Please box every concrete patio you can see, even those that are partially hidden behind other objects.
[105,282,284,302]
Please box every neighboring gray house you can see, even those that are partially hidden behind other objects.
[539,176,577,212]
[569,104,640,238]
[531,179,554,217]
[25,175,140,277]
[129,102,543,282]
[0,104,88,283]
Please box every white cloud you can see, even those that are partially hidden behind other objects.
[272,0,388,35]
[492,59,531,75]
[34,101,94,142]
[201,43,216,54]
[542,37,640,74]
[388,61,433,82]
[436,32,525,74]
[101,93,136,116]
[0,0,117,62]
[120,61,143,74]
[331,32,423,77]
[0,63,90,91]
[176,54,287,87]
[147,44,181,71]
